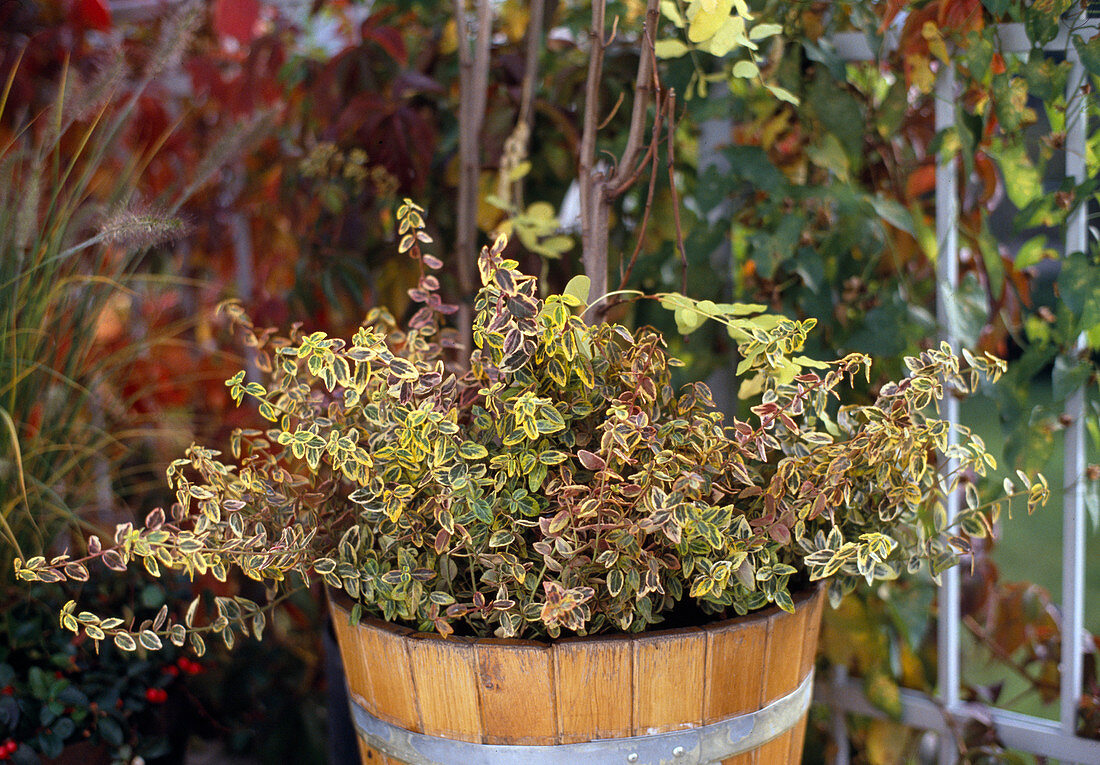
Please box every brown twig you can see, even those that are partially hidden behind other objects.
[616,91,666,293]
[579,0,609,306]
[665,90,688,295]
[511,0,545,210]
[454,0,493,363]
[611,0,661,190]
[579,0,661,312]
[597,90,625,131]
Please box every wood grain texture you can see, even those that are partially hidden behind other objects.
[632,626,706,735]
[789,587,825,763]
[355,618,419,730]
[703,609,773,724]
[553,634,633,743]
[762,598,809,704]
[721,753,757,765]
[755,588,819,764]
[786,713,810,764]
[754,728,795,764]
[406,634,482,743]
[329,600,372,705]
[798,588,825,678]
[332,585,825,763]
[355,737,391,765]
[476,639,557,744]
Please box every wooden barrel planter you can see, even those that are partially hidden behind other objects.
[328,587,824,765]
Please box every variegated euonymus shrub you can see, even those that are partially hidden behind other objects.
[17,201,1048,652]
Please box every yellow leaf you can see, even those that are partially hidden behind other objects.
[906,53,935,94]
[500,0,529,44]
[749,23,782,40]
[655,38,690,58]
[659,0,684,27]
[525,201,556,221]
[439,18,457,56]
[765,83,799,105]
[477,171,506,233]
[866,720,911,765]
[688,0,733,43]
[507,160,532,182]
[921,21,949,64]
[736,371,765,399]
[709,16,747,57]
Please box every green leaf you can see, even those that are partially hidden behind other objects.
[1053,354,1091,400]
[807,72,862,164]
[607,569,624,597]
[939,273,988,349]
[564,274,591,306]
[1015,235,1054,269]
[98,716,124,746]
[1059,251,1100,337]
[471,499,494,525]
[1074,34,1100,78]
[869,195,915,236]
[388,357,419,380]
[113,633,137,652]
[458,441,488,460]
[489,530,515,547]
[139,630,163,651]
[749,23,782,40]
[538,449,568,465]
[995,142,1042,209]
[731,60,759,79]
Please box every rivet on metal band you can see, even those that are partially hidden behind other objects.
[349,668,815,765]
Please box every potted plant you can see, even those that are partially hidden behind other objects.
[15,199,1049,763]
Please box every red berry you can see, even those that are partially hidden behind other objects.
[162,665,179,677]
[144,687,167,704]
[0,686,12,695]
[178,657,202,675]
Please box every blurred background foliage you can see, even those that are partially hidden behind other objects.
[1,0,1098,762]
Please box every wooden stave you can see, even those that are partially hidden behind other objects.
[328,586,824,764]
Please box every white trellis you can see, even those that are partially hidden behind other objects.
[815,12,1100,764]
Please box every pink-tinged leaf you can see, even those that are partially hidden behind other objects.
[145,507,165,531]
[768,523,791,545]
[577,449,605,471]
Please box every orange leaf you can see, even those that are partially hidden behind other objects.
[905,162,937,200]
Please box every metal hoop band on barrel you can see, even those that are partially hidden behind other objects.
[349,668,814,765]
